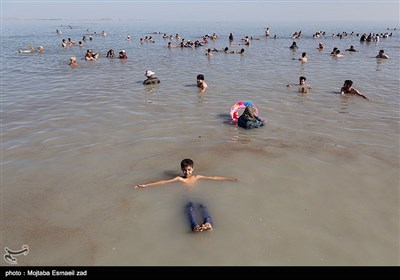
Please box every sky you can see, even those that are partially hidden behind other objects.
[2,0,399,23]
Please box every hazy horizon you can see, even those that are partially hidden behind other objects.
[2,0,399,24]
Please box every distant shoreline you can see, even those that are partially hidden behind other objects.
[1,18,114,21]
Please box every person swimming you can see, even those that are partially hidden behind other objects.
[69,56,78,67]
[376,49,389,59]
[143,70,160,85]
[118,50,127,59]
[196,74,208,93]
[18,45,34,53]
[107,49,115,58]
[238,105,265,129]
[346,45,357,52]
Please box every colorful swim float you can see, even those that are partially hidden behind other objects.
[230,101,258,121]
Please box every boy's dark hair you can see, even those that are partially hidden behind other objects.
[344,80,353,86]
[299,76,306,81]
[181,159,194,168]
[197,74,204,80]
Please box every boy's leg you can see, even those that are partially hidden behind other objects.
[186,202,202,232]
[200,204,213,231]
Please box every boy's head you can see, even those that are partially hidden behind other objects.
[181,159,194,177]
[344,80,353,87]
[299,76,306,84]
[197,74,204,81]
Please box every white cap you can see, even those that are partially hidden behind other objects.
[145,70,155,77]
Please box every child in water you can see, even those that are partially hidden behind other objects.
[196,74,208,93]
[238,105,265,129]
[135,158,238,188]
[287,76,313,93]
[134,158,239,232]
[340,80,368,100]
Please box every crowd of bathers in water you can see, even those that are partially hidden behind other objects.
[19,26,394,68]
[18,26,395,124]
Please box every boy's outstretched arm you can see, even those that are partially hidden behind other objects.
[197,175,239,182]
[354,90,369,100]
[134,176,180,189]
